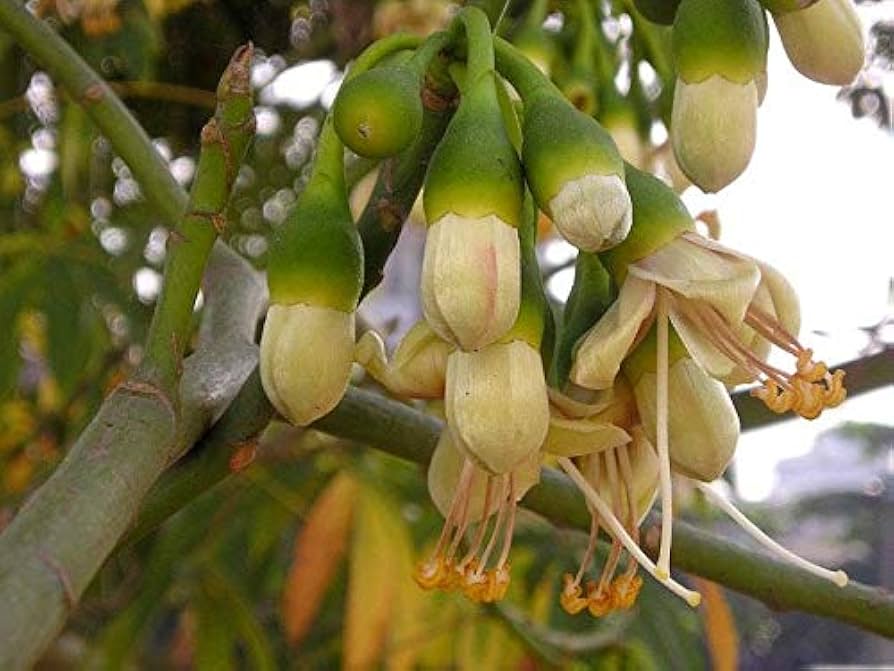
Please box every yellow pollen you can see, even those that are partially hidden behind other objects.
[560,574,590,615]
[611,574,643,610]
[675,298,847,420]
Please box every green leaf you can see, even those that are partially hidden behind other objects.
[41,263,93,396]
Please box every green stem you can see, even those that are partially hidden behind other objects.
[493,36,562,101]
[140,45,255,393]
[572,0,597,74]
[134,348,894,639]
[456,5,496,80]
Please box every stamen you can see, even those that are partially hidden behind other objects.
[574,515,601,586]
[459,476,494,570]
[696,482,848,588]
[558,456,702,608]
[677,298,847,420]
[415,460,475,591]
[655,290,673,579]
[616,445,641,579]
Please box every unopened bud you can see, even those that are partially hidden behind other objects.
[260,304,355,426]
[773,0,864,86]
[421,213,521,350]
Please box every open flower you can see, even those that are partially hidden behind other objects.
[417,430,541,602]
[544,384,702,613]
[572,231,845,420]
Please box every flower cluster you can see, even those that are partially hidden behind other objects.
[259,3,857,619]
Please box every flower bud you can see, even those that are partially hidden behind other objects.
[260,304,355,426]
[333,62,423,158]
[421,213,521,350]
[421,33,524,349]
[628,354,739,482]
[671,0,768,192]
[523,95,631,252]
[354,321,454,399]
[445,340,549,474]
[671,76,758,193]
[772,0,864,86]
[263,116,361,425]
[427,429,540,520]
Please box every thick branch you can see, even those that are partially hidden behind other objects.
[0,4,259,665]
[137,357,894,638]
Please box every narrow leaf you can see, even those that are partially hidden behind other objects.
[693,577,739,671]
[282,471,358,646]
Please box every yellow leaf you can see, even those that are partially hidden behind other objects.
[693,577,739,671]
[343,484,402,671]
[281,471,358,646]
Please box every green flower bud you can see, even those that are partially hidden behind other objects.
[332,32,448,159]
[600,164,695,285]
[633,0,682,25]
[265,146,362,311]
[772,0,864,85]
[523,95,631,252]
[333,62,424,159]
[262,117,361,425]
[421,9,524,350]
[673,0,768,85]
[423,72,524,227]
[671,0,767,191]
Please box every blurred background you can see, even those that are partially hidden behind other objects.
[0,0,892,668]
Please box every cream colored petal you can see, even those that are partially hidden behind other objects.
[667,302,738,380]
[547,385,616,420]
[354,321,453,399]
[774,0,864,86]
[259,304,354,426]
[756,261,801,337]
[570,275,656,390]
[634,358,740,482]
[548,173,633,252]
[630,235,761,325]
[445,341,549,475]
[671,76,758,193]
[421,213,521,351]
[428,430,541,521]
[543,410,631,457]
